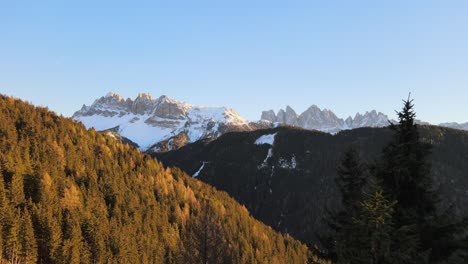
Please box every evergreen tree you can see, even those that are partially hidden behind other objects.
[181,198,229,264]
[378,96,435,225]
[19,208,38,264]
[340,184,396,264]
[376,96,467,262]
[336,147,368,208]
[4,209,20,264]
[10,172,25,207]
[62,212,87,264]
[318,147,368,262]
[0,171,7,225]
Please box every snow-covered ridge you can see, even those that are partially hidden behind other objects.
[73,92,250,151]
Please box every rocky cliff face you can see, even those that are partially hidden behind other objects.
[345,110,389,128]
[73,92,267,152]
[261,105,390,133]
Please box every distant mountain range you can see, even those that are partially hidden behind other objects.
[439,122,468,131]
[73,92,467,152]
[73,92,266,152]
[261,106,390,133]
[261,106,468,133]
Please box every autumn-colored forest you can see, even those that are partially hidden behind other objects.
[0,96,309,264]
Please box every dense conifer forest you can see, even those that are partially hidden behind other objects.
[157,99,468,263]
[0,95,310,263]
[321,99,468,263]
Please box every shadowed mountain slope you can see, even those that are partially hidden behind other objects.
[155,125,468,246]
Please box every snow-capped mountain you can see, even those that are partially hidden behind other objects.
[261,106,391,133]
[73,92,264,152]
[74,93,468,152]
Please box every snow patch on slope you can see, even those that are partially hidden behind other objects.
[78,113,177,150]
[193,162,206,178]
[258,148,273,169]
[279,155,297,169]
[255,133,277,145]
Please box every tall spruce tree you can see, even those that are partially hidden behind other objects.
[336,147,368,214]
[345,184,396,264]
[332,149,399,264]
[317,147,368,262]
[19,208,38,264]
[376,96,467,262]
[378,96,436,225]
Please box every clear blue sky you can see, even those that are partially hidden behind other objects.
[1,1,467,123]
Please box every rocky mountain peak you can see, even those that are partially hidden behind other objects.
[152,95,187,120]
[307,105,321,112]
[276,109,286,123]
[131,92,156,115]
[73,92,263,152]
[95,92,127,106]
[136,92,154,101]
[105,91,125,101]
[347,110,389,128]
[285,105,296,114]
[261,104,391,133]
[72,92,129,117]
[261,110,277,122]
[285,106,298,125]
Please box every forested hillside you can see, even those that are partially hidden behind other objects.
[155,121,468,248]
[0,95,310,264]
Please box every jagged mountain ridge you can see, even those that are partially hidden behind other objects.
[261,105,390,133]
[73,92,265,152]
[72,93,395,152]
[261,105,468,133]
[440,122,468,131]
[74,93,467,152]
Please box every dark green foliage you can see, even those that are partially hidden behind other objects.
[315,148,368,261]
[331,97,467,263]
[377,98,436,226]
[336,148,367,210]
[342,185,396,264]
[155,122,468,250]
[0,95,309,263]
[374,98,468,262]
